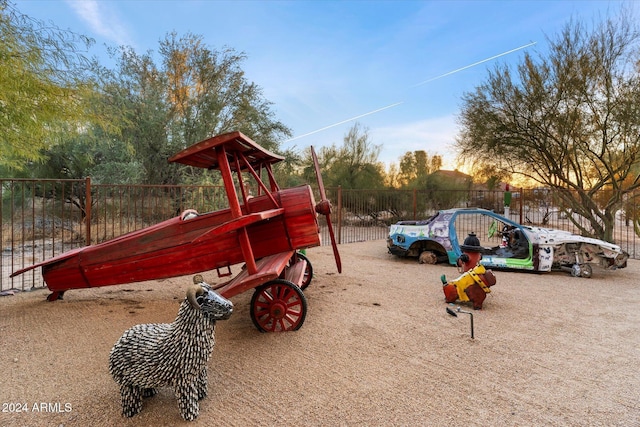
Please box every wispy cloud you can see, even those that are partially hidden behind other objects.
[65,0,133,47]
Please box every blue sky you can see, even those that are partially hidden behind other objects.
[14,0,633,170]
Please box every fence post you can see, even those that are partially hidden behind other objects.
[519,187,523,224]
[337,186,342,244]
[85,176,92,245]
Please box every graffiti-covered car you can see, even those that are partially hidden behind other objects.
[387,208,628,277]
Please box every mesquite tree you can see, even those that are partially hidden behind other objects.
[91,31,291,185]
[456,9,640,242]
[0,1,94,171]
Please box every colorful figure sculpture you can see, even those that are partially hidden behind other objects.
[457,232,483,272]
[441,264,496,310]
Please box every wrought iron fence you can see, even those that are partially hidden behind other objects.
[2,178,639,292]
[90,184,228,244]
[1,179,89,292]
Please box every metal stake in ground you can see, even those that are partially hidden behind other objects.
[446,305,474,339]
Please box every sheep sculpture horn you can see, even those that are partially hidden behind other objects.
[186,285,205,309]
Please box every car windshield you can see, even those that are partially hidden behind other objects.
[453,212,529,259]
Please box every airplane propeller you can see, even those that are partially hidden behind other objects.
[310,146,342,273]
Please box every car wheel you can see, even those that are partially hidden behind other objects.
[580,263,592,278]
[418,251,438,264]
[570,264,581,277]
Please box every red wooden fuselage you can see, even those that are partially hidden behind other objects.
[33,185,319,295]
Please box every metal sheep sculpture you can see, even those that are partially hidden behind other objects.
[109,277,233,421]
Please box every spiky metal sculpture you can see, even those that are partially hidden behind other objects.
[109,278,233,421]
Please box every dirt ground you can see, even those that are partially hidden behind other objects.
[1,240,639,427]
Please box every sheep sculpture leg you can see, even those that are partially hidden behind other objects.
[196,368,208,400]
[119,384,143,418]
[109,279,233,421]
[176,380,200,421]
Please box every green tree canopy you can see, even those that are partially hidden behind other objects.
[0,1,94,171]
[310,123,386,190]
[396,150,443,189]
[90,32,291,185]
[456,7,640,241]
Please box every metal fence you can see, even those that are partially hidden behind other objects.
[2,178,639,292]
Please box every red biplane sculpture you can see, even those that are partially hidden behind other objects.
[12,131,341,332]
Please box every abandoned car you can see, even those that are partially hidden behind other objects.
[387,208,628,277]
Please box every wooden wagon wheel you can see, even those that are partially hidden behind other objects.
[250,279,308,332]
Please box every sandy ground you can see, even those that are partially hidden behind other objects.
[1,239,639,427]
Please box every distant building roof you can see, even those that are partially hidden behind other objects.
[432,169,472,182]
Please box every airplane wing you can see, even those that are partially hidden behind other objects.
[169,131,284,170]
[10,246,85,278]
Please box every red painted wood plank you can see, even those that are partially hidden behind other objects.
[215,251,294,298]
[168,131,285,170]
[192,208,284,244]
[10,246,84,277]
[81,210,234,264]
[284,258,307,287]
